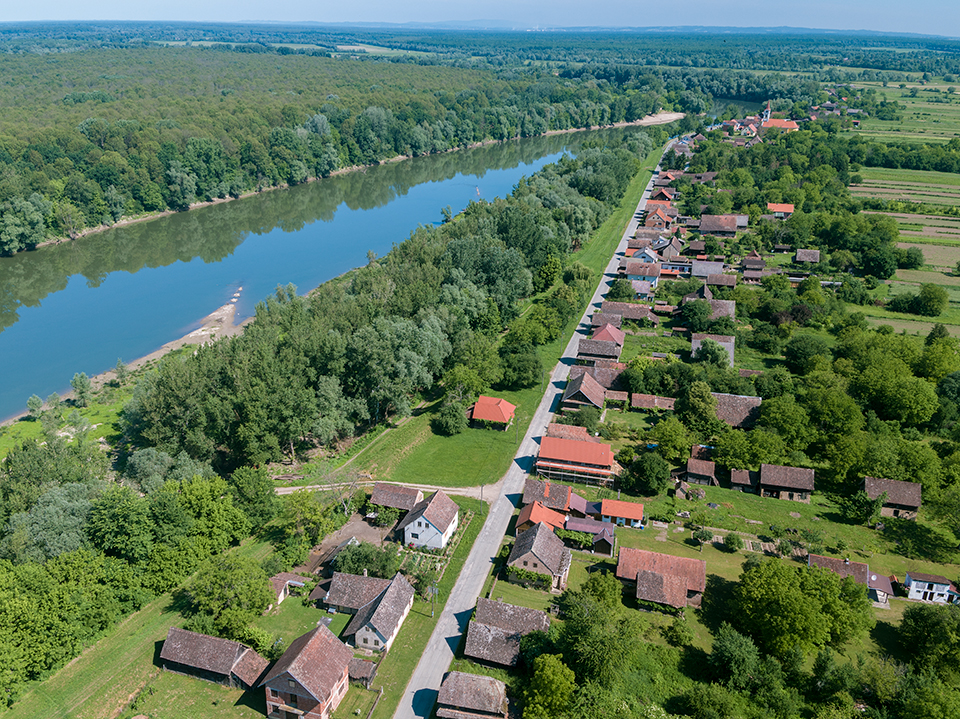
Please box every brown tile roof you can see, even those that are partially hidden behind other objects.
[631,394,676,410]
[567,363,626,391]
[712,392,761,428]
[577,339,622,361]
[628,237,654,249]
[508,523,571,576]
[738,369,763,377]
[708,299,736,320]
[616,548,706,608]
[605,390,629,402]
[523,476,573,510]
[624,261,662,277]
[742,258,767,271]
[160,627,247,677]
[348,658,377,683]
[563,371,607,408]
[464,598,551,666]
[270,572,309,599]
[344,572,415,642]
[591,312,622,328]
[470,395,516,424]
[370,483,423,512]
[690,444,712,460]
[808,554,869,586]
[517,501,566,531]
[538,436,613,469]
[600,498,645,521]
[699,215,738,234]
[398,491,459,535]
[684,284,713,302]
[325,572,393,611]
[686,458,716,479]
[545,423,600,444]
[232,648,270,687]
[569,492,589,516]
[863,477,922,509]
[760,463,815,492]
[692,260,726,277]
[600,301,660,325]
[259,625,352,702]
[795,249,821,263]
[730,469,759,489]
[706,273,737,287]
[437,672,508,717]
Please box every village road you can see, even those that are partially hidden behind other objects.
[390,141,675,719]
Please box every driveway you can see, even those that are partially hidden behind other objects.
[391,146,672,719]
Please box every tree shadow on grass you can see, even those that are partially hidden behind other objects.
[696,573,738,635]
[883,518,959,564]
[678,645,712,683]
[870,619,908,663]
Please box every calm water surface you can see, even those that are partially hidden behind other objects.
[0,129,632,420]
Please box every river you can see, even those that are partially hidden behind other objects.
[0,128,642,421]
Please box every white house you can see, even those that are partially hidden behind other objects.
[904,571,958,604]
[398,490,459,550]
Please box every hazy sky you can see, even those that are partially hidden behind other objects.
[3,0,957,37]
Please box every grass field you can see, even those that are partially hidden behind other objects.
[853,83,960,144]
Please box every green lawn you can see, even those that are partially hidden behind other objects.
[119,670,265,719]
[332,685,381,719]
[253,596,350,647]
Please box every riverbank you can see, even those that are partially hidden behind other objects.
[30,111,684,252]
[0,300,249,427]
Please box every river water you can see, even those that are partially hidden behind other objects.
[0,129,634,421]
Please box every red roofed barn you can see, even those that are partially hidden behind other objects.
[470,395,516,428]
[536,436,616,485]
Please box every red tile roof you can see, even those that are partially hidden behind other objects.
[470,395,516,424]
[767,203,795,213]
[600,498,645,522]
[517,501,566,531]
[762,118,799,131]
[592,323,626,346]
[538,436,613,468]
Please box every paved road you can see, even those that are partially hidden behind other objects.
[391,146,671,719]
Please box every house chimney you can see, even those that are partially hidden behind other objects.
[363,568,368,577]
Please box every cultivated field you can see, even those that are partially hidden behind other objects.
[852,82,960,144]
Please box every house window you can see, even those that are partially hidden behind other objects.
[270,689,279,698]
[417,521,423,527]
[533,563,538,568]
[288,694,298,707]
[523,561,528,567]
[288,680,296,689]
[374,639,380,647]
[363,637,368,644]
[929,583,936,590]
[411,533,419,539]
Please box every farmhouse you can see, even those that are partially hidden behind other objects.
[686,457,718,486]
[698,215,744,237]
[261,626,353,719]
[324,572,393,614]
[761,118,800,133]
[508,522,572,591]
[597,498,645,528]
[370,483,424,513]
[341,572,414,652]
[469,395,516,429]
[767,202,794,218]
[590,312,622,328]
[577,338,622,364]
[600,301,660,325]
[562,371,606,411]
[464,598,551,667]
[159,626,268,690]
[904,572,958,604]
[592,323,626,346]
[567,361,627,391]
[522,476,589,515]
[616,548,707,609]
[862,476,922,520]
[535,435,616,484]
[436,672,508,719]
[706,273,737,288]
[398,490,460,549]
[624,261,662,287]
[759,463,815,502]
[691,260,726,279]
[683,284,712,303]
[794,248,821,264]
[712,392,762,429]
[516,501,566,533]
[691,333,735,367]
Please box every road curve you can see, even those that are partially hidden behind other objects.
[390,143,672,719]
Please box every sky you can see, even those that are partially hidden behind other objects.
[2,0,958,37]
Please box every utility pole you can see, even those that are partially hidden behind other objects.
[430,581,438,618]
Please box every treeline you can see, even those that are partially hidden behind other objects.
[0,45,676,255]
[122,130,656,470]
